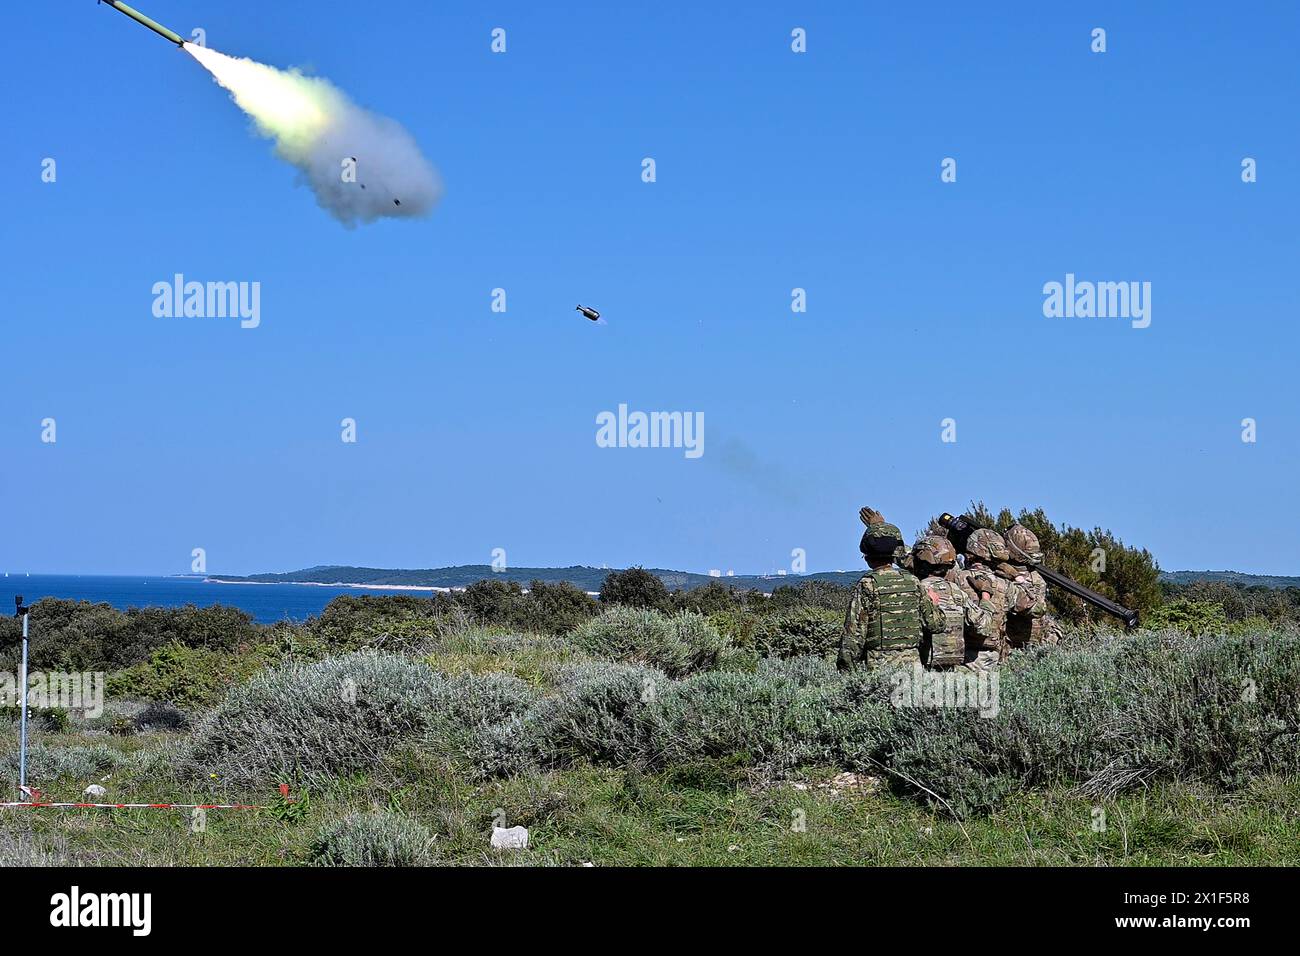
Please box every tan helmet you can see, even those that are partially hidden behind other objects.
[912,534,956,570]
[1005,524,1044,565]
[966,528,1010,563]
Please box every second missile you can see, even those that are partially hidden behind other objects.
[97,0,186,47]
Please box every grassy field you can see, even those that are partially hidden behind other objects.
[4,732,1298,866]
[2,593,1298,867]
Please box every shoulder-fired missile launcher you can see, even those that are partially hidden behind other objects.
[938,512,1141,629]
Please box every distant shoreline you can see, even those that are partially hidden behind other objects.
[206,578,455,594]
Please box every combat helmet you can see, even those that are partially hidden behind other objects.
[965,528,1010,563]
[912,534,957,572]
[1005,524,1044,565]
[860,522,905,559]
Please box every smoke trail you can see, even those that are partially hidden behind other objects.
[184,44,440,226]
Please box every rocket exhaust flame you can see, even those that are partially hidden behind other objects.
[182,44,440,226]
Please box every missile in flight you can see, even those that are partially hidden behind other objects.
[349,158,403,207]
[97,0,186,48]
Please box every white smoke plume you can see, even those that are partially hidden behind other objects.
[184,44,440,226]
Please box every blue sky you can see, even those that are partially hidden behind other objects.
[2,1,1296,576]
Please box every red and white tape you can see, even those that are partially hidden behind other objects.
[1,801,263,810]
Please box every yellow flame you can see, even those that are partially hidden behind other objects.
[185,43,337,152]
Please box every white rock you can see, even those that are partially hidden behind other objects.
[84,784,107,798]
[490,825,529,850]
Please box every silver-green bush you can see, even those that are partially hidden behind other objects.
[183,652,536,785]
[869,629,1300,813]
[178,627,1300,816]
[531,662,668,765]
[1,743,128,786]
[308,811,435,866]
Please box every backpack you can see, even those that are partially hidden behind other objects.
[921,577,966,668]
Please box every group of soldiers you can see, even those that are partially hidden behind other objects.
[839,507,1062,673]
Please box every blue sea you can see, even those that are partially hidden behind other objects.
[4,575,435,625]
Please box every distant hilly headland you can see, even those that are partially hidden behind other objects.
[1158,570,1300,589]
[208,565,1300,592]
[207,565,867,592]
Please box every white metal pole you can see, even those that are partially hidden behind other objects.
[19,609,29,794]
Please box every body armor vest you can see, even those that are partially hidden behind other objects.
[869,568,923,651]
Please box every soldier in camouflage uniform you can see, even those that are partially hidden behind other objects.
[839,521,941,672]
[911,535,999,670]
[1002,523,1061,648]
[952,527,1016,668]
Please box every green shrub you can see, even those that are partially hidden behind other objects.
[706,608,762,647]
[1144,599,1228,635]
[515,581,599,634]
[753,607,842,659]
[431,580,598,635]
[108,641,281,709]
[456,580,527,625]
[571,607,729,676]
[0,705,68,733]
[308,811,435,866]
[767,580,852,613]
[425,629,586,688]
[134,701,191,733]
[1163,579,1300,625]
[268,788,311,823]
[310,595,442,649]
[672,581,742,615]
[0,599,263,672]
[599,567,672,611]
[1228,615,1276,636]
